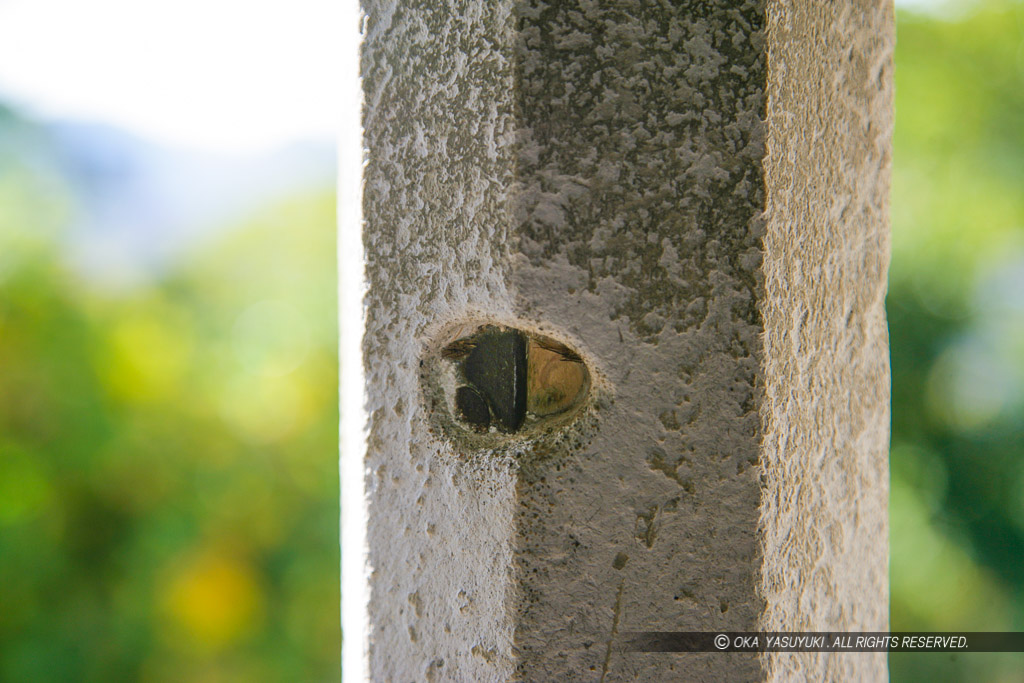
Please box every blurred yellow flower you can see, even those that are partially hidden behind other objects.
[161,551,264,653]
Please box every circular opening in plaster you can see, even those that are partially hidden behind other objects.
[424,323,592,442]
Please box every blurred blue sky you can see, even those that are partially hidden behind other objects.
[0,0,341,286]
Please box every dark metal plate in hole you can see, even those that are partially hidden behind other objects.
[442,325,589,435]
[454,385,491,431]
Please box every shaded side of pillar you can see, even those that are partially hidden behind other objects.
[511,1,767,680]
[760,2,893,681]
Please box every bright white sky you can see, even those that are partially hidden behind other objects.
[0,0,948,154]
[0,0,345,153]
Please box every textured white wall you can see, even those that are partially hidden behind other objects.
[356,3,521,680]
[345,1,891,681]
[760,2,893,681]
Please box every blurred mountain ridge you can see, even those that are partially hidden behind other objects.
[0,102,335,286]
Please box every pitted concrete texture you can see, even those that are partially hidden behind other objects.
[355,0,890,681]
[360,2,520,680]
[512,2,765,681]
[760,2,893,681]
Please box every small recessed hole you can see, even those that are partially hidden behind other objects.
[432,323,591,438]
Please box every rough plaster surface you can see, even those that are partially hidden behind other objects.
[360,2,520,680]
[355,0,891,680]
[512,2,765,681]
[759,2,893,681]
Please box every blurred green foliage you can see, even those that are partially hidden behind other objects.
[889,1,1024,681]
[0,114,339,681]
